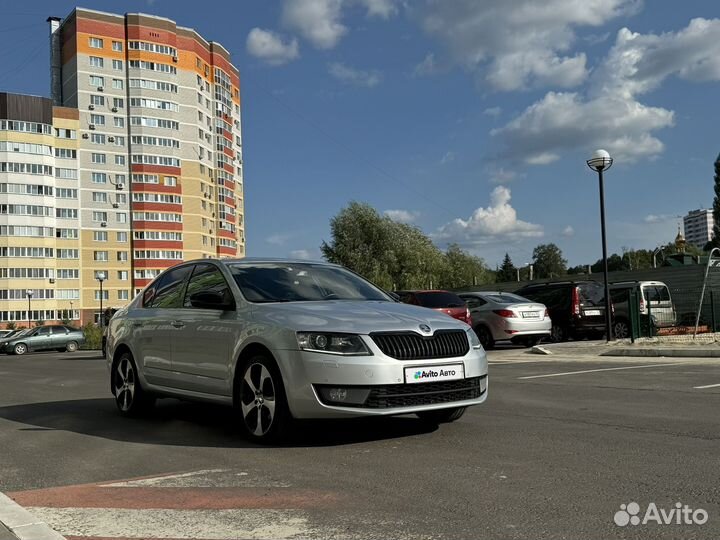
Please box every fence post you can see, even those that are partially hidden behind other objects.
[629,289,636,343]
[712,291,717,333]
[646,293,652,338]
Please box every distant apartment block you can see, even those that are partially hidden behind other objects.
[0,7,245,327]
[683,209,713,248]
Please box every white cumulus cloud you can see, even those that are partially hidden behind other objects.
[419,0,638,91]
[562,226,575,236]
[493,18,720,165]
[434,186,543,246]
[328,62,381,87]
[290,249,314,259]
[384,209,419,224]
[282,0,347,49]
[246,28,300,66]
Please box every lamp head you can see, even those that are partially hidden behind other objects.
[587,149,613,172]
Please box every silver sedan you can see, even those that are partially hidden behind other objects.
[458,291,551,349]
[107,259,488,442]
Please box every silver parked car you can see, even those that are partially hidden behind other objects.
[106,259,488,442]
[458,291,551,349]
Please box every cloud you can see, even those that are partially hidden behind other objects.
[246,28,300,66]
[418,0,638,91]
[266,233,293,245]
[328,62,381,87]
[384,209,419,224]
[282,0,347,49]
[360,0,399,18]
[489,168,520,184]
[413,52,437,77]
[583,32,610,45]
[493,18,720,165]
[290,249,314,259]
[562,225,575,236]
[434,186,543,246]
[483,106,502,117]
[644,214,675,224]
[440,151,456,164]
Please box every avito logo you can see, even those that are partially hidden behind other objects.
[414,369,456,380]
[614,502,708,527]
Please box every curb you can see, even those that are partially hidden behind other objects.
[601,348,720,358]
[0,492,65,540]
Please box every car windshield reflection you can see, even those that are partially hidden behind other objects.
[228,263,392,303]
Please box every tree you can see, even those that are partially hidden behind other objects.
[440,244,492,289]
[495,253,516,283]
[567,264,588,275]
[711,153,720,250]
[532,243,567,279]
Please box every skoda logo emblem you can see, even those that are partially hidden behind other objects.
[419,324,431,334]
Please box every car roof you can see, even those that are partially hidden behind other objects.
[610,280,668,287]
[519,280,601,288]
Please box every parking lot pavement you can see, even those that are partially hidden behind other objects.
[2,352,720,539]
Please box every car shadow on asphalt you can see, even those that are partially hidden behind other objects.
[0,398,438,448]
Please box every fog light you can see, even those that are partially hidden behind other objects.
[316,385,371,406]
[329,388,347,401]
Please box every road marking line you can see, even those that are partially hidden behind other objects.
[518,362,684,380]
[693,383,720,389]
[489,360,544,365]
[100,469,228,487]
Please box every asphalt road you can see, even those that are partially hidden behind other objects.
[1,349,720,539]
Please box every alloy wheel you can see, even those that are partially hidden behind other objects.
[240,363,277,437]
[14,343,26,355]
[114,356,136,412]
[614,321,630,339]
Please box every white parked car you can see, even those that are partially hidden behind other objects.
[107,259,489,442]
[458,291,551,348]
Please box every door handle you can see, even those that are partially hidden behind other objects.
[171,320,185,328]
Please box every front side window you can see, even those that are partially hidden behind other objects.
[183,264,232,307]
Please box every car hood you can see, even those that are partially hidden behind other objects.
[252,300,468,334]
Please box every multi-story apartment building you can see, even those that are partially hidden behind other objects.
[0,93,81,326]
[683,209,713,248]
[0,8,245,328]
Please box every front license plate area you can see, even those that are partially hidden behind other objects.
[405,364,464,384]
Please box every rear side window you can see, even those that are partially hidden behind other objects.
[146,266,193,308]
[415,292,465,308]
[577,283,605,306]
[461,296,486,309]
[51,326,68,335]
[485,293,528,303]
[184,264,233,307]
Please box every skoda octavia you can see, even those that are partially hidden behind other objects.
[106,259,488,442]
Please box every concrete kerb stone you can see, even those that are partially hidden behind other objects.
[0,492,65,540]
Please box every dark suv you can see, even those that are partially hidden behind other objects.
[514,281,609,342]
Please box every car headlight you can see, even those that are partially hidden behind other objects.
[467,328,482,350]
[296,332,372,356]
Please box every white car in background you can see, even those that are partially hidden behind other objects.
[458,291,551,349]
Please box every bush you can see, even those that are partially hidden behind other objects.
[81,322,102,350]
[6,321,16,330]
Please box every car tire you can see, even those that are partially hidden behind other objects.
[587,330,605,341]
[66,341,78,353]
[13,343,27,355]
[549,324,566,343]
[613,319,630,339]
[475,326,494,350]
[235,354,291,444]
[417,407,466,424]
[112,352,155,416]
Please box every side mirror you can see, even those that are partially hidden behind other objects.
[387,291,400,302]
[189,291,234,311]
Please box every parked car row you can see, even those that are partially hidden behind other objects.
[394,279,676,347]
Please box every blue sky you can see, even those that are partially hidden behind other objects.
[2,0,719,269]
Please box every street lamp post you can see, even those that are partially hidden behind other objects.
[69,300,74,322]
[26,289,33,328]
[97,273,106,328]
[587,149,614,342]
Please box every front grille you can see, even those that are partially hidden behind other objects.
[371,330,469,360]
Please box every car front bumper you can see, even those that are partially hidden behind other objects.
[274,343,488,419]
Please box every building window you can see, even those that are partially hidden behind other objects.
[93,231,108,242]
[118,290,129,300]
[112,59,123,71]
[117,251,128,262]
[89,56,104,68]
[115,155,125,166]
[92,211,107,222]
[90,114,105,125]
[93,251,108,262]
[91,153,106,164]
[113,98,124,108]
[95,290,110,300]
[90,75,104,87]
[116,213,127,223]
[90,95,105,106]
[117,232,128,242]
[89,37,103,48]
[92,172,107,184]
[112,78,124,89]
[164,176,177,186]
[91,133,105,144]
[92,192,108,203]
[112,41,123,52]
[114,117,125,128]
[118,271,128,280]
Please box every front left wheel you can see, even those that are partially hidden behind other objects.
[112,352,155,416]
[236,355,291,443]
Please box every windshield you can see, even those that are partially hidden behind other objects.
[228,263,391,303]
